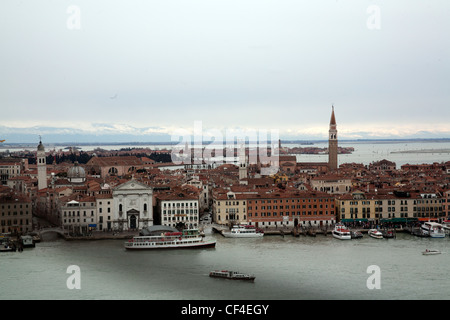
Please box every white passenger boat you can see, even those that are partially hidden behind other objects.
[124,228,216,250]
[421,222,446,238]
[222,225,264,238]
[332,223,352,240]
[368,229,383,239]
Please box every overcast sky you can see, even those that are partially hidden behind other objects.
[1,0,449,142]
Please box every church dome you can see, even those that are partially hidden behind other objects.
[67,162,86,183]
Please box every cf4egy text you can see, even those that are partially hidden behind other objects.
[181,304,270,317]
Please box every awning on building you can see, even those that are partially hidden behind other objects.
[381,218,418,223]
[417,218,438,222]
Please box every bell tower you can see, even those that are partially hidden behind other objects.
[238,143,248,180]
[328,106,338,171]
[37,137,48,190]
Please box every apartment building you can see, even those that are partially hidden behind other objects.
[60,196,97,234]
[212,190,248,226]
[247,190,335,228]
[336,190,445,224]
[0,191,32,234]
[156,189,200,229]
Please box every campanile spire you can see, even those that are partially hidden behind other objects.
[328,105,338,171]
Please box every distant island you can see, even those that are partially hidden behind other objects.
[391,149,450,154]
[284,146,354,155]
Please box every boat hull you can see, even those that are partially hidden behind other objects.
[222,232,264,238]
[422,251,441,255]
[209,271,255,281]
[332,231,351,240]
[210,275,255,281]
[124,239,216,250]
[429,234,445,238]
[368,230,383,239]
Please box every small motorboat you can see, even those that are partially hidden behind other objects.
[422,249,441,255]
[381,229,396,238]
[20,235,35,248]
[368,229,383,239]
[209,270,255,281]
[351,231,363,239]
[0,243,16,252]
[332,223,351,240]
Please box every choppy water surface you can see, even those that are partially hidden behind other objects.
[1,233,450,300]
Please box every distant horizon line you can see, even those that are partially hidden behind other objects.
[2,137,450,147]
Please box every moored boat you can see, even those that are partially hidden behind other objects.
[332,223,351,240]
[20,235,35,248]
[421,222,445,238]
[0,244,16,252]
[0,235,16,252]
[381,229,396,238]
[222,224,264,238]
[442,220,450,235]
[368,229,383,239]
[351,231,363,239]
[124,228,216,250]
[209,270,255,281]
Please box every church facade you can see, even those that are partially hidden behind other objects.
[112,179,153,231]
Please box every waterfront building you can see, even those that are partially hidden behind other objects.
[0,189,33,234]
[60,196,97,234]
[37,139,48,190]
[155,187,200,229]
[96,193,114,231]
[336,191,380,224]
[443,190,450,219]
[212,190,248,226]
[336,190,446,225]
[246,189,335,228]
[112,179,153,231]
[414,192,445,222]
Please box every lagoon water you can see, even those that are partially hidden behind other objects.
[2,232,450,300]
